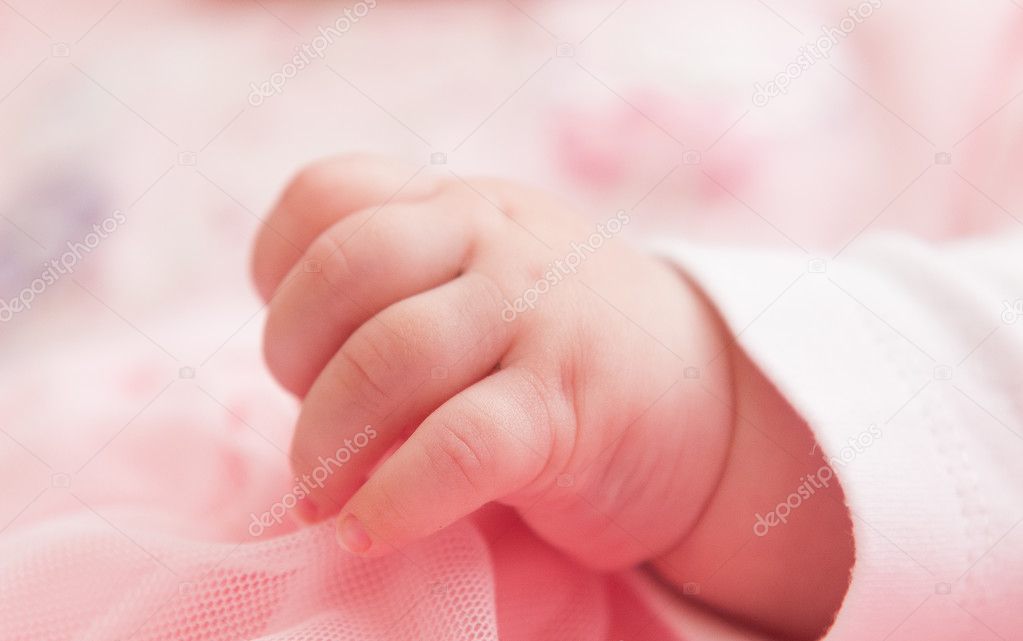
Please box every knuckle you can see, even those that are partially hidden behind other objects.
[457,176,528,222]
[286,154,371,202]
[467,271,508,316]
[335,326,405,414]
[432,180,497,224]
[425,410,491,493]
[354,207,416,264]
[432,180,472,204]
[460,271,512,342]
[309,227,363,296]
[389,301,451,367]
[514,367,567,474]
[308,207,415,299]
[285,162,340,205]
[466,176,513,199]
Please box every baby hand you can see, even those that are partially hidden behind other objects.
[251,154,734,570]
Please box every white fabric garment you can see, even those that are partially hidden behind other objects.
[655,233,1023,640]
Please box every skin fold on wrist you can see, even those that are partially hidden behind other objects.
[648,293,855,641]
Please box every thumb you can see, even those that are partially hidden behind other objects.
[334,367,557,555]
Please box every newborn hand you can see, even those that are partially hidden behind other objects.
[251,154,733,570]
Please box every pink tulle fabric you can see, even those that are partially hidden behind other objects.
[0,337,681,641]
[0,513,674,640]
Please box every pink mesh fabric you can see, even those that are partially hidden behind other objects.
[0,340,682,641]
[0,514,497,640]
[0,509,680,640]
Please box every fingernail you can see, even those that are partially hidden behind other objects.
[337,514,372,554]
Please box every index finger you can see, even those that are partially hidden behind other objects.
[251,154,440,301]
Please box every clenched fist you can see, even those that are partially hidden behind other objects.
[252,155,852,641]
[251,154,732,569]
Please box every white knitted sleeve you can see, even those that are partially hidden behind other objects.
[652,233,1023,640]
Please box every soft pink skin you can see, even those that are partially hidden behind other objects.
[253,154,853,640]
[251,153,732,566]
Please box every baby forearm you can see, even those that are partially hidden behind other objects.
[652,346,854,641]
